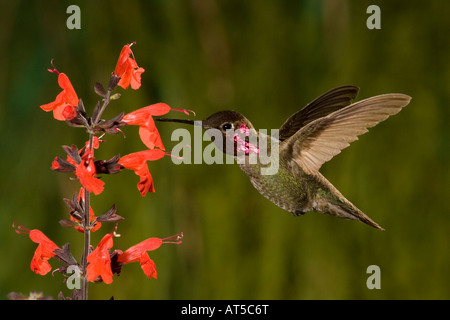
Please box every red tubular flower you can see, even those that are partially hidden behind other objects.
[122,103,194,150]
[13,224,59,276]
[118,149,166,196]
[51,138,105,194]
[75,148,105,195]
[117,238,162,279]
[86,232,115,284]
[114,43,145,90]
[117,233,183,279]
[75,159,105,195]
[40,69,79,121]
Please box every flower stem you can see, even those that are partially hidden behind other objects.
[81,190,90,299]
[93,90,111,126]
[80,134,95,300]
[79,84,113,299]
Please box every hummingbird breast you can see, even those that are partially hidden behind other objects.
[238,156,311,214]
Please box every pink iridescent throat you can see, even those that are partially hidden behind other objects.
[233,123,260,155]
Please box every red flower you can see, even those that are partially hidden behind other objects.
[13,224,59,276]
[75,148,105,195]
[51,138,105,195]
[86,232,115,284]
[114,43,145,90]
[117,238,161,279]
[75,159,105,195]
[40,67,79,121]
[118,149,166,196]
[117,233,183,279]
[122,103,193,150]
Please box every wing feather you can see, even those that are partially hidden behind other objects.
[278,86,360,141]
[281,94,411,173]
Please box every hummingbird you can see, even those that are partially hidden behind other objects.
[158,86,411,230]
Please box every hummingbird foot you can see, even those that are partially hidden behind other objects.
[292,210,307,216]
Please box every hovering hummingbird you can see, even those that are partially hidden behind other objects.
[158,86,411,230]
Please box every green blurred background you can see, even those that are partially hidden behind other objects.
[1,0,450,300]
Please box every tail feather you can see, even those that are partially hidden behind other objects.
[314,196,384,230]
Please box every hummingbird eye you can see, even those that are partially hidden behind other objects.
[222,123,233,131]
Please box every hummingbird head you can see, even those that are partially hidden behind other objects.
[201,110,254,132]
[158,110,258,156]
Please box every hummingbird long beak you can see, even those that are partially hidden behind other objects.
[157,118,203,127]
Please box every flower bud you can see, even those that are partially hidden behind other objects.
[110,93,121,100]
[94,82,107,97]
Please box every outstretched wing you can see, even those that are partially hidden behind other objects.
[281,94,411,174]
[278,86,360,141]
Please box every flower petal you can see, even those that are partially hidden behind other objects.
[114,44,145,90]
[138,124,164,150]
[75,160,105,195]
[114,45,132,77]
[117,238,162,278]
[40,91,65,112]
[139,253,157,279]
[122,104,174,149]
[57,73,78,106]
[119,150,165,196]
[40,73,79,121]
[119,149,165,170]
[29,230,59,257]
[137,166,155,196]
[86,233,114,284]
[28,230,59,275]
[117,237,162,264]
[130,67,145,90]
[123,103,171,125]
[30,245,53,275]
